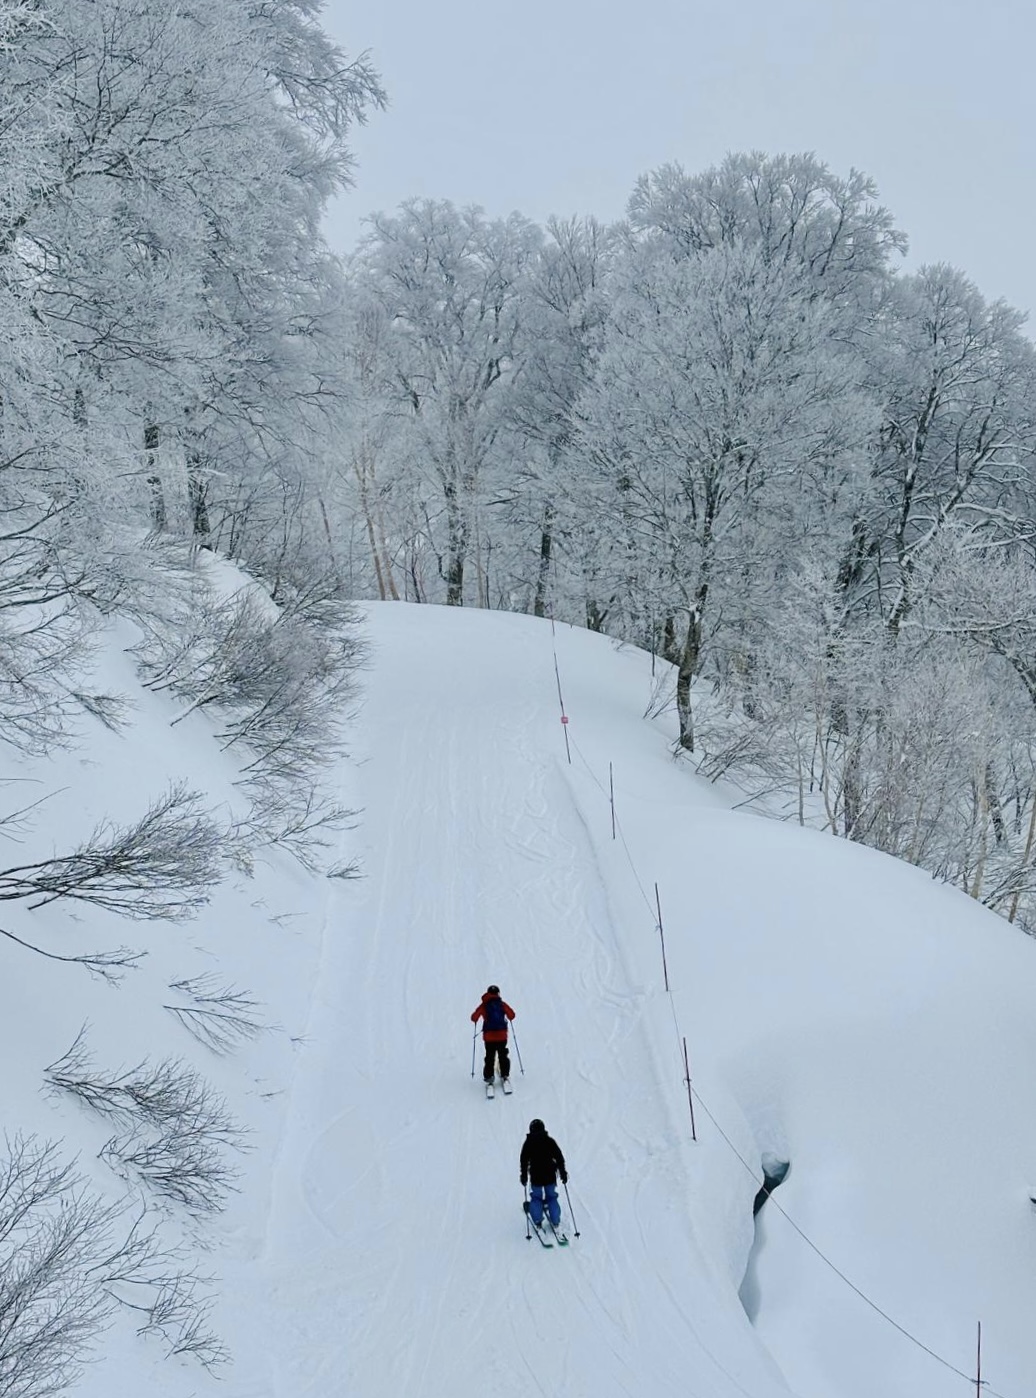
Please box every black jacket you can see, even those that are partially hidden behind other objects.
[520,1129,566,1187]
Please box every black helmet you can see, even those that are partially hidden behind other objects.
[486,984,500,995]
[529,1118,545,1133]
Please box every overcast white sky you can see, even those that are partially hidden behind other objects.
[322,0,1035,320]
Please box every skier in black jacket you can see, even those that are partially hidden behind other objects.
[520,1119,567,1230]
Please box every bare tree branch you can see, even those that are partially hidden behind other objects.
[0,926,142,984]
[0,785,226,919]
[164,976,267,1055]
[45,1034,248,1217]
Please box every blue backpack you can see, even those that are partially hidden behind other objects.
[483,996,507,1032]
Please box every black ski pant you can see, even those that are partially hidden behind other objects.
[483,1041,511,1082]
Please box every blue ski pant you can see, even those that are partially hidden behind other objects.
[528,1183,560,1228]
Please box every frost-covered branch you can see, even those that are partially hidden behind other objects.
[164,976,267,1055]
[0,1133,226,1395]
[45,1034,248,1217]
[0,926,142,985]
[0,786,226,919]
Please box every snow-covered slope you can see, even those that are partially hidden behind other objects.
[217,602,793,1398]
[6,597,1036,1398]
[224,601,1036,1398]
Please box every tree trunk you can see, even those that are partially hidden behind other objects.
[1008,791,1036,925]
[586,599,607,632]
[446,552,465,606]
[675,610,702,753]
[361,499,388,599]
[842,729,863,840]
[354,442,399,600]
[187,451,211,544]
[532,502,555,618]
[969,777,989,900]
[985,763,1005,844]
[144,421,165,532]
[444,486,467,605]
[661,614,679,664]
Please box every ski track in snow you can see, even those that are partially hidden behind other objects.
[217,606,787,1398]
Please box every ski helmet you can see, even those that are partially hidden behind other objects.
[529,1119,545,1133]
[487,984,500,995]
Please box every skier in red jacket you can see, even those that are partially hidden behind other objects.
[470,984,515,1089]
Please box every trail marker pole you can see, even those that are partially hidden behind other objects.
[609,762,616,840]
[682,1036,698,1142]
[553,654,571,764]
[976,1321,982,1397]
[655,882,670,992]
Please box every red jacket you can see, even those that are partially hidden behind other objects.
[470,992,515,1043]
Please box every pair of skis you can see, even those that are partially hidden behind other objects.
[485,1078,512,1099]
[534,1221,569,1248]
[524,1201,569,1247]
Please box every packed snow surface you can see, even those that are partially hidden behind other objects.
[8,597,1036,1398]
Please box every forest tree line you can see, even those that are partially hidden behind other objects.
[5,0,1036,933]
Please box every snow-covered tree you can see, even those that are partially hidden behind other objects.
[1,0,383,600]
[352,200,542,605]
[505,217,616,616]
[569,238,873,750]
[628,151,906,317]
[854,265,1036,634]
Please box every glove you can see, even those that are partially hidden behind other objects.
[520,1175,527,1187]
[560,1170,568,1184]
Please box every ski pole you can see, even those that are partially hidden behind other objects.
[471,1027,479,1078]
[510,1027,525,1076]
[562,1180,580,1238]
[524,1183,531,1240]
